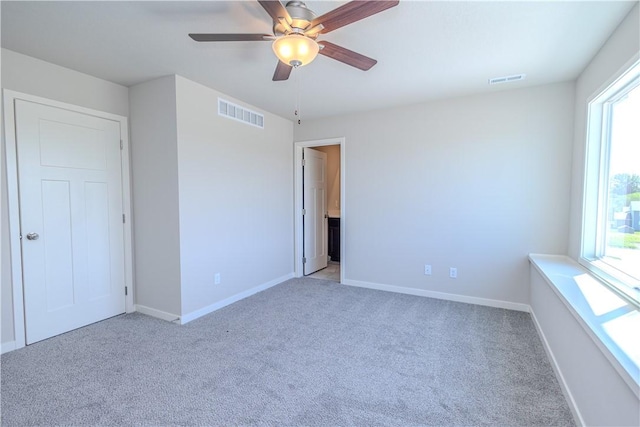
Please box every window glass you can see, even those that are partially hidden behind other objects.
[603,83,640,283]
[582,62,640,307]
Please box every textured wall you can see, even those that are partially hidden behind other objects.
[295,82,575,305]
[313,145,341,215]
[175,76,294,316]
[129,76,182,317]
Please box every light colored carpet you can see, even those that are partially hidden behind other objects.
[1,278,574,426]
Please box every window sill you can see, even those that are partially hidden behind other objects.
[578,257,640,309]
[529,254,640,398]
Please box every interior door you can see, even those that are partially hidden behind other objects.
[15,99,126,344]
[303,147,328,275]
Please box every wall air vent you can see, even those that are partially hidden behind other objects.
[218,98,264,129]
[488,74,526,85]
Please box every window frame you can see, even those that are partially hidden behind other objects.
[580,60,640,310]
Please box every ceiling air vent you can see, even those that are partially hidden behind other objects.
[488,74,526,85]
[218,98,264,129]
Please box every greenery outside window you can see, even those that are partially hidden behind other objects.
[582,60,640,308]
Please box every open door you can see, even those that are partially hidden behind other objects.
[303,147,328,275]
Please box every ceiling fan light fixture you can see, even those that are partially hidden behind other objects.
[272,34,319,67]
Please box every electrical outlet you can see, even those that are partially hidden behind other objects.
[424,264,432,275]
[214,273,221,285]
[449,268,457,279]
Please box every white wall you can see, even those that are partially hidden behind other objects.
[530,267,639,426]
[314,145,341,215]
[129,76,182,317]
[174,76,294,317]
[129,75,294,319]
[295,82,575,305]
[1,49,129,348]
[532,5,640,426]
[1,49,129,117]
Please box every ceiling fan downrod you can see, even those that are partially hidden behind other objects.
[273,1,320,38]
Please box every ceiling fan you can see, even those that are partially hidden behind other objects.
[189,0,399,81]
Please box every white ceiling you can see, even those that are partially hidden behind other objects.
[1,1,637,120]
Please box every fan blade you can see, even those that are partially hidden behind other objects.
[309,1,399,34]
[318,41,377,71]
[273,61,293,81]
[189,34,273,42]
[258,0,291,24]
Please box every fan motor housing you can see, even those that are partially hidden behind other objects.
[273,1,318,38]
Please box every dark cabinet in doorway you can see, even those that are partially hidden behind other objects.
[328,217,340,262]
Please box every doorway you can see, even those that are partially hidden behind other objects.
[3,91,134,350]
[294,138,345,283]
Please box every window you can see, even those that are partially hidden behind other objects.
[582,60,640,307]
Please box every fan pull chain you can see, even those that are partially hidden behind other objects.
[294,69,302,125]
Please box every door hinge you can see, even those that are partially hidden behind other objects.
[302,209,306,215]
[120,139,123,150]
[122,214,126,223]
[302,257,307,264]
[125,286,128,296]
[302,158,306,167]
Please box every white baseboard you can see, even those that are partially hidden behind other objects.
[530,308,585,427]
[1,340,17,355]
[134,304,180,323]
[180,273,295,325]
[342,279,531,312]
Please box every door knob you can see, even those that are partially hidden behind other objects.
[26,233,39,240]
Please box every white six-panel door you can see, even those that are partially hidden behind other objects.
[15,99,126,344]
[303,147,328,275]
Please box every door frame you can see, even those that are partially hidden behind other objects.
[294,137,345,282]
[3,90,135,351]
